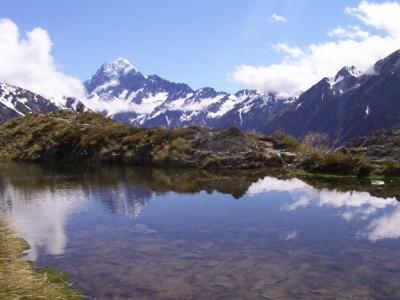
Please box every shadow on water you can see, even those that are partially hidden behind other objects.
[1,163,400,299]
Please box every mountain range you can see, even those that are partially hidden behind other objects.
[84,57,294,131]
[1,49,400,144]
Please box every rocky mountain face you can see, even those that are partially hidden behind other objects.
[264,50,400,144]
[84,58,294,131]
[0,81,85,122]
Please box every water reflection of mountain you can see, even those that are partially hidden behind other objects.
[89,184,152,218]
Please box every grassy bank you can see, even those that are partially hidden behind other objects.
[0,111,399,178]
[268,131,400,180]
[0,220,81,299]
[0,111,292,169]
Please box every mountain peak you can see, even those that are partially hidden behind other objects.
[101,57,136,75]
[334,66,362,82]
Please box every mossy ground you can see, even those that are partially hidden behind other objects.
[0,220,81,299]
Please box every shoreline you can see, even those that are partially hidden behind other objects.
[0,220,81,299]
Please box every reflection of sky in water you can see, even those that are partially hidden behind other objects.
[0,180,87,260]
[247,177,398,241]
[2,167,400,298]
[0,173,399,262]
[0,178,153,260]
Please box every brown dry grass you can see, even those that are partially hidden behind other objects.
[0,220,81,299]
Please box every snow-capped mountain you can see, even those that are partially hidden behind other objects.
[0,81,85,122]
[85,58,294,130]
[3,49,400,145]
[264,49,400,144]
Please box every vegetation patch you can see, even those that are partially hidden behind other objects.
[0,220,81,299]
[0,112,288,169]
[300,150,373,177]
[1,112,399,178]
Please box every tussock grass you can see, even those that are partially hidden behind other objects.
[0,220,81,299]
[0,111,287,169]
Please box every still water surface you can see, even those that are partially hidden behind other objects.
[1,163,400,299]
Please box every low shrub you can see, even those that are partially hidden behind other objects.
[301,150,373,177]
[383,160,400,177]
[271,130,302,150]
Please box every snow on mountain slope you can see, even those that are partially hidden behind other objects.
[85,58,293,129]
[0,81,85,122]
[263,49,400,144]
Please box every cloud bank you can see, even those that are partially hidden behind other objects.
[233,1,400,97]
[0,18,85,99]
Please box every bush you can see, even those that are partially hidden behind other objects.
[271,130,302,150]
[301,150,372,177]
[383,160,400,177]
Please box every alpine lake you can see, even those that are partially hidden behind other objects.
[1,163,400,299]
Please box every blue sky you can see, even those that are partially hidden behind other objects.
[0,0,381,92]
[0,0,398,96]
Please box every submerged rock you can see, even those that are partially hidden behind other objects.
[131,224,158,234]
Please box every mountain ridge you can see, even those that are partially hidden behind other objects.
[0,81,86,122]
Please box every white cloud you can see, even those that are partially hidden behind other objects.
[345,0,400,37]
[233,1,400,97]
[269,13,287,23]
[0,18,85,99]
[84,94,144,115]
[273,43,304,58]
[328,25,371,40]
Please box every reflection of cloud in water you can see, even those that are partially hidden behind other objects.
[280,230,297,241]
[365,206,400,242]
[247,177,399,241]
[247,177,310,194]
[0,177,153,261]
[0,181,87,260]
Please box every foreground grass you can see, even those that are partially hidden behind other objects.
[0,220,81,299]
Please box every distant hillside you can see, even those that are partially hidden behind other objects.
[345,129,400,160]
